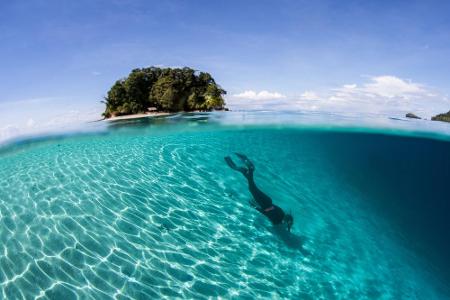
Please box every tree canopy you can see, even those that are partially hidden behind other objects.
[103,67,227,118]
[431,111,450,123]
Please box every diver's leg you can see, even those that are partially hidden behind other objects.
[246,172,273,209]
[225,154,272,208]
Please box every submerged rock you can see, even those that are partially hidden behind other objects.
[431,111,450,123]
[405,113,421,119]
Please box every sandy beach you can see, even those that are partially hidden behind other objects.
[104,112,172,121]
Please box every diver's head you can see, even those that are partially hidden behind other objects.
[283,214,294,232]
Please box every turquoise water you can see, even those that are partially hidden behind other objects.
[0,112,449,299]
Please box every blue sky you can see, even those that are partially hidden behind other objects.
[1,0,450,138]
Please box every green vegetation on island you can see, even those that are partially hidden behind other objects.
[103,67,226,118]
[431,111,450,123]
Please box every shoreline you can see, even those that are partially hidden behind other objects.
[104,112,172,121]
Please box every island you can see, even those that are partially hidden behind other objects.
[405,113,421,119]
[102,67,227,118]
[431,111,450,123]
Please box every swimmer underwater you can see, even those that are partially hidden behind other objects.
[225,153,294,232]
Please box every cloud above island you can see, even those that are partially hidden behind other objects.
[233,90,286,100]
[228,75,450,117]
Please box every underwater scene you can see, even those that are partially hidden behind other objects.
[0,112,449,299]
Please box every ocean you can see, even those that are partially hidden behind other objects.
[0,112,449,299]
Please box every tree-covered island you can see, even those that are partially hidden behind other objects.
[431,111,450,123]
[103,67,226,118]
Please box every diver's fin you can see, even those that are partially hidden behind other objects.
[234,153,255,170]
[224,156,238,170]
[234,152,248,160]
[224,156,247,173]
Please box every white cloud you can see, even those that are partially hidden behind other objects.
[300,91,320,101]
[227,75,450,117]
[233,90,286,100]
[26,118,35,127]
[0,125,20,141]
[343,84,357,89]
[320,76,443,114]
[326,76,428,104]
[363,76,425,98]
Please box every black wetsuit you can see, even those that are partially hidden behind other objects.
[247,172,285,225]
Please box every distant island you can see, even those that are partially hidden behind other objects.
[431,111,450,123]
[102,67,227,118]
[405,113,421,119]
